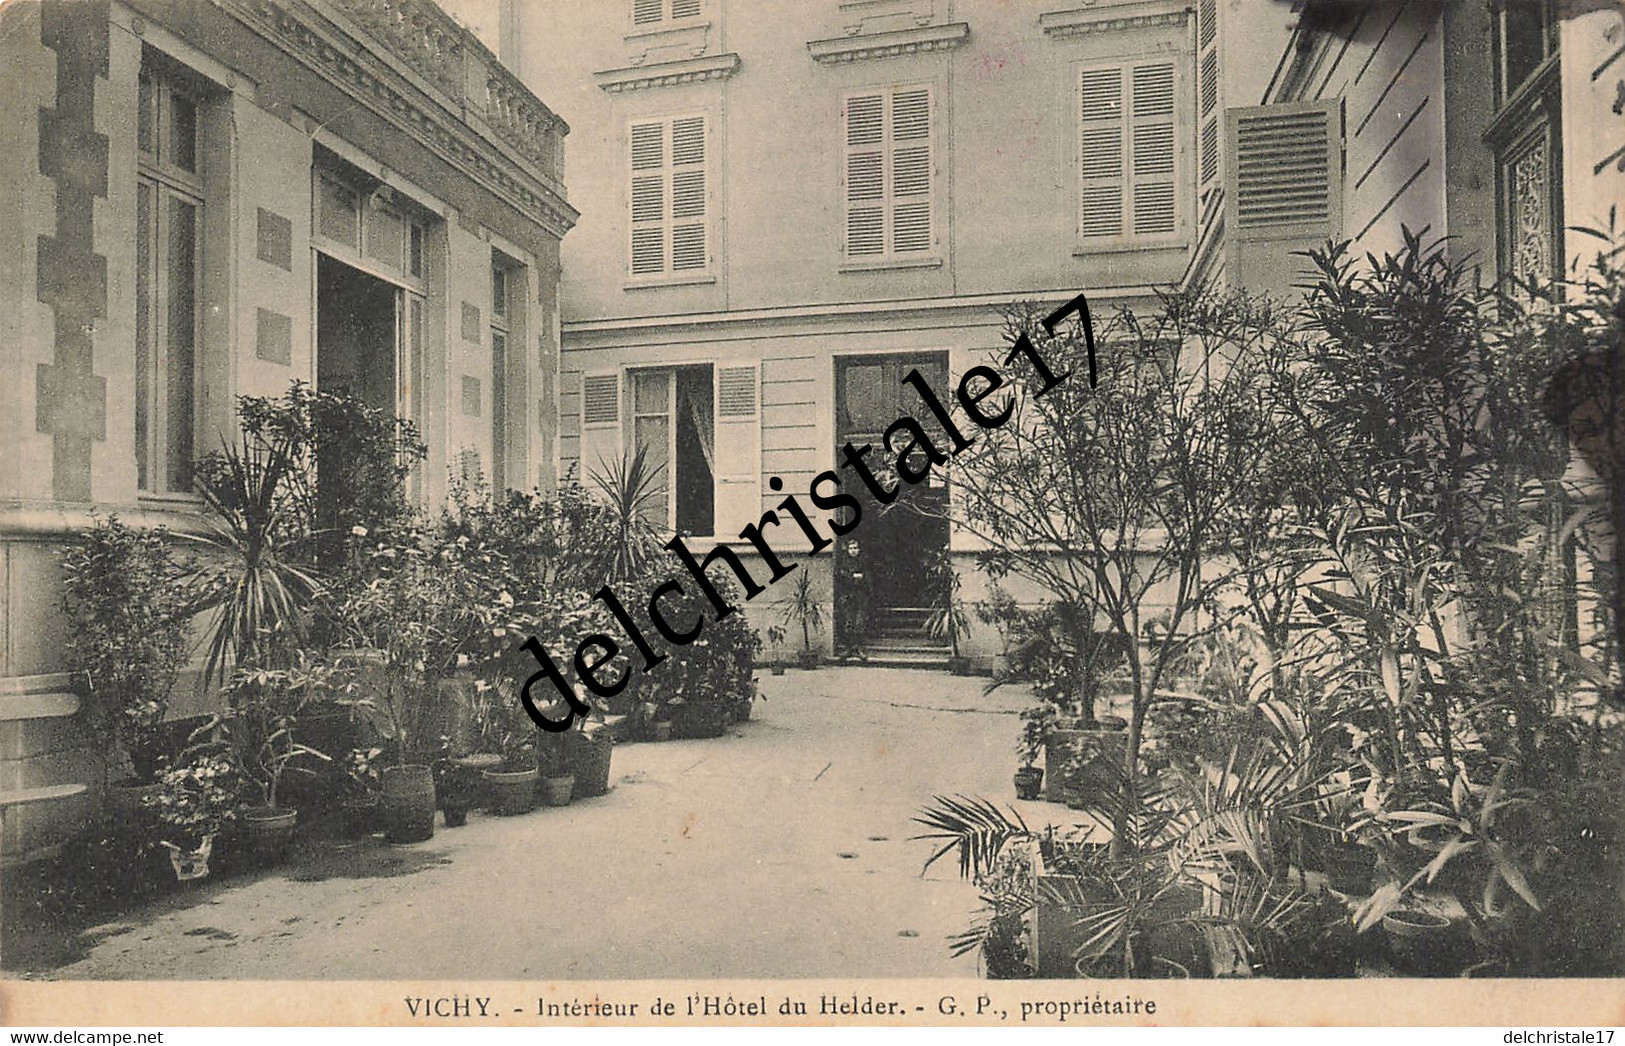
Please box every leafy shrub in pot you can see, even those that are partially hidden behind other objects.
[61,517,196,789]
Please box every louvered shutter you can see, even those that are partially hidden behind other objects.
[1129,63,1176,236]
[1224,100,1342,289]
[628,116,708,277]
[844,94,885,257]
[630,121,666,275]
[891,88,932,253]
[1079,67,1125,238]
[1228,101,1340,232]
[632,0,662,26]
[670,116,707,271]
[712,364,760,539]
[580,370,623,483]
[670,0,701,18]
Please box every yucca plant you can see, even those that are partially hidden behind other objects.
[587,443,666,582]
[184,432,321,685]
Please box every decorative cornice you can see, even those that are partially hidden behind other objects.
[595,52,741,92]
[808,21,969,63]
[1039,6,1190,38]
[221,0,578,239]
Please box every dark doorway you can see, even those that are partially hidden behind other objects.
[316,253,398,415]
[833,352,951,661]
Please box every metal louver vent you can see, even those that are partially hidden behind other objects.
[583,374,620,425]
[1233,107,1333,229]
[717,367,756,417]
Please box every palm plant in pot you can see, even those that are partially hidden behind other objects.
[781,570,824,670]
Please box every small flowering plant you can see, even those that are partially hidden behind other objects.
[145,752,243,850]
[342,746,384,802]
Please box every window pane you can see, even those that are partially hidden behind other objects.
[492,266,507,318]
[634,415,670,526]
[318,176,359,246]
[634,370,669,415]
[138,73,156,157]
[409,223,424,277]
[165,198,198,493]
[365,205,404,271]
[136,182,154,491]
[1503,2,1547,98]
[170,93,197,173]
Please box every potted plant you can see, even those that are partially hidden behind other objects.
[734,677,760,723]
[484,719,539,816]
[765,625,788,676]
[536,736,575,808]
[224,656,335,865]
[1014,710,1047,800]
[61,517,196,821]
[565,717,614,799]
[145,750,242,882]
[432,737,482,828]
[781,571,824,670]
[1381,909,1457,975]
[339,746,383,839]
[923,546,973,674]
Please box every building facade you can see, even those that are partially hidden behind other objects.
[472,0,1297,666]
[1195,0,1625,296]
[0,0,575,860]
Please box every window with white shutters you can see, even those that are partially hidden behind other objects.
[1078,61,1180,243]
[632,0,701,28]
[843,85,935,261]
[628,115,709,278]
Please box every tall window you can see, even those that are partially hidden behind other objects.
[629,365,714,537]
[628,115,709,277]
[490,262,512,488]
[842,85,934,260]
[632,0,700,27]
[136,62,204,494]
[1488,0,1562,288]
[1078,61,1178,242]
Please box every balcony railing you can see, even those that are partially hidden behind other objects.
[327,0,565,185]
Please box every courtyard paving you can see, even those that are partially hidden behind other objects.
[20,666,1052,980]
